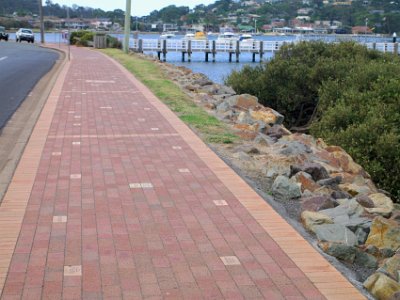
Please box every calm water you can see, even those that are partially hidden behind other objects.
[4,32,392,84]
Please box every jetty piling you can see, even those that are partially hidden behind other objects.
[132,39,399,63]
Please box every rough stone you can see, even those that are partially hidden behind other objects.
[292,171,320,193]
[313,186,335,197]
[254,120,268,133]
[237,111,254,124]
[356,195,375,208]
[317,176,342,187]
[290,162,329,182]
[250,108,284,125]
[391,211,400,222]
[301,211,333,233]
[365,193,394,217]
[319,199,365,221]
[365,217,400,251]
[301,195,336,212]
[185,84,197,91]
[314,224,358,246]
[364,272,400,300]
[233,151,252,161]
[193,77,213,86]
[230,94,258,109]
[254,134,275,147]
[318,241,356,263]
[272,175,301,201]
[233,144,260,155]
[345,216,372,232]
[331,190,352,200]
[326,145,367,176]
[216,101,231,114]
[339,183,371,196]
[378,254,400,281]
[266,125,291,139]
[390,292,400,300]
[277,141,312,156]
[199,84,220,95]
[217,85,236,95]
[381,248,397,259]
[355,227,369,244]
[354,249,378,268]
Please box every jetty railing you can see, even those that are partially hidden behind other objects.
[130,39,399,62]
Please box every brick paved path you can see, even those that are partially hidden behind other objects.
[0,47,365,299]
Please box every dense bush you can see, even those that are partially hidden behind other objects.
[311,66,400,200]
[225,41,400,200]
[69,30,121,48]
[70,30,94,46]
[106,35,122,49]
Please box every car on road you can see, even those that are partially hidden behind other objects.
[16,28,34,43]
[0,26,9,41]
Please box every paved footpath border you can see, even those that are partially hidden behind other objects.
[102,51,366,300]
[0,46,70,294]
[0,46,366,299]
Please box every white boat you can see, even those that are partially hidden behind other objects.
[239,33,254,42]
[160,32,176,39]
[183,31,207,40]
[217,31,239,41]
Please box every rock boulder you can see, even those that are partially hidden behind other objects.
[365,217,400,251]
[314,224,358,246]
[365,193,394,217]
[364,272,400,300]
[301,211,333,232]
[272,175,301,201]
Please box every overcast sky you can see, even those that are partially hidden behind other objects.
[52,0,216,16]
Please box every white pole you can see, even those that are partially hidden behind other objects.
[67,7,70,61]
[124,0,132,53]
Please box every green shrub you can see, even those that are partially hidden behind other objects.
[69,30,94,46]
[225,41,400,200]
[106,35,122,49]
[311,76,400,200]
[69,30,121,48]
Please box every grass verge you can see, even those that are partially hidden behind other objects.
[100,49,238,144]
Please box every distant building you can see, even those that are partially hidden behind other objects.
[352,26,372,34]
[91,18,112,30]
[324,0,353,5]
[162,23,178,32]
[296,16,311,21]
[297,8,313,15]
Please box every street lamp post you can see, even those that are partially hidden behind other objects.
[123,0,132,53]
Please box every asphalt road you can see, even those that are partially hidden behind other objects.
[0,42,59,129]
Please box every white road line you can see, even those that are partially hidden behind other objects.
[0,56,8,62]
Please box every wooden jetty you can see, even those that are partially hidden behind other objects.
[130,39,399,62]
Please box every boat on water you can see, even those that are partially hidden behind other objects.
[183,31,207,40]
[239,33,254,42]
[160,32,176,39]
[217,31,239,41]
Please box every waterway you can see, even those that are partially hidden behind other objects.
[5,32,393,84]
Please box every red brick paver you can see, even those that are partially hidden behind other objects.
[0,46,365,299]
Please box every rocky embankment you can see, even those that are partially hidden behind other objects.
[142,54,400,299]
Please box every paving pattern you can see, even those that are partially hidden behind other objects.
[0,46,366,299]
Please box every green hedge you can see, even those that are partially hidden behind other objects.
[225,41,400,200]
[69,30,121,49]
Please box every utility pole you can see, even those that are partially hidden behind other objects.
[67,7,70,61]
[38,0,45,43]
[124,0,132,53]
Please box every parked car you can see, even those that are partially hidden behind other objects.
[0,26,9,41]
[16,28,34,43]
